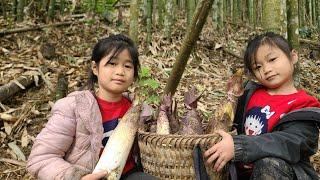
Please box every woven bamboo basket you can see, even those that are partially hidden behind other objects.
[137,131,231,180]
[311,137,320,175]
[311,150,320,174]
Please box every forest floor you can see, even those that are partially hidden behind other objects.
[0,14,320,179]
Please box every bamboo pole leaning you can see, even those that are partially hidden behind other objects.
[164,0,215,96]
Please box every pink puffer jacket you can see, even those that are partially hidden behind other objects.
[27,90,104,180]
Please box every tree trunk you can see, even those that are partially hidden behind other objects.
[164,0,173,39]
[317,0,320,29]
[299,0,306,27]
[248,0,254,26]
[312,0,316,25]
[238,0,243,22]
[146,0,153,44]
[287,0,300,49]
[223,0,228,22]
[217,0,224,30]
[17,0,25,22]
[12,0,18,19]
[256,0,263,28]
[281,0,287,37]
[157,0,165,28]
[142,0,148,25]
[48,0,56,20]
[42,0,49,11]
[306,0,312,24]
[186,0,196,25]
[129,0,140,45]
[232,0,239,23]
[212,0,218,29]
[164,0,215,95]
[60,0,65,13]
[262,0,282,33]
[1,1,6,19]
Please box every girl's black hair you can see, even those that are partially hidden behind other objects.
[243,32,293,76]
[87,34,140,90]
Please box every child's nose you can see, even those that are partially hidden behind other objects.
[115,65,125,75]
[262,64,272,74]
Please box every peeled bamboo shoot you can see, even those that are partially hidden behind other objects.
[93,103,141,180]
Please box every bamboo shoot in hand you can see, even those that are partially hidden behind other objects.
[93,102,141,180]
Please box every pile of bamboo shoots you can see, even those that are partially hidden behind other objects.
[92,69,243,179]
[141,69,244,135]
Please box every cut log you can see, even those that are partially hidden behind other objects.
[0,68,48,102]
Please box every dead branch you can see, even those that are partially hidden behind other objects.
[0,158,26,167]
[0,76,34,102]
[0,68,48,102]
[299,38,319,47]
[0,19,87,37]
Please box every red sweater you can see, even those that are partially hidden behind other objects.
[245,88,320,135]
[96,96,135,175]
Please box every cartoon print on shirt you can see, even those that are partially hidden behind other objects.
[245,115,264,135]
[245,105,275,135]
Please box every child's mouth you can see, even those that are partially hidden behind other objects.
[266,75,277,81]
[112,79,125,84]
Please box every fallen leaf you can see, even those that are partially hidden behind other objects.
[1,48,10,54]
[0,113,17,122]
[8,141,26,161]
[4,122,12,135]
[13,79,26,89]
[66,68,75,75]
[214,43,223,50]
[21,128,29,147]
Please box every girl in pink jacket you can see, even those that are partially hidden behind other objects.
[27,34,156,180]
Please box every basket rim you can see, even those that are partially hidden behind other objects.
[137,130,222,138]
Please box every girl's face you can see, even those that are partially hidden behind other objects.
[92,49,134,101]
[252,44,298,95]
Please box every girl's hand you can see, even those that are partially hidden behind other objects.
[204,130,234,172]
[81,171,108,180]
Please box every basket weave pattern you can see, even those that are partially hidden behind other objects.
[138,131,229,179]
[311,149,320,174]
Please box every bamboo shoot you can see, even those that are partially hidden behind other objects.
[93,103,141,179]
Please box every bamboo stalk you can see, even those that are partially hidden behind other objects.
[0,19,87,37]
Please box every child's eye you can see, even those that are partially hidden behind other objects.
[270,58,277,62]
[125,64,133,69]
[254,65,261,70]
[107,62,116,66]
